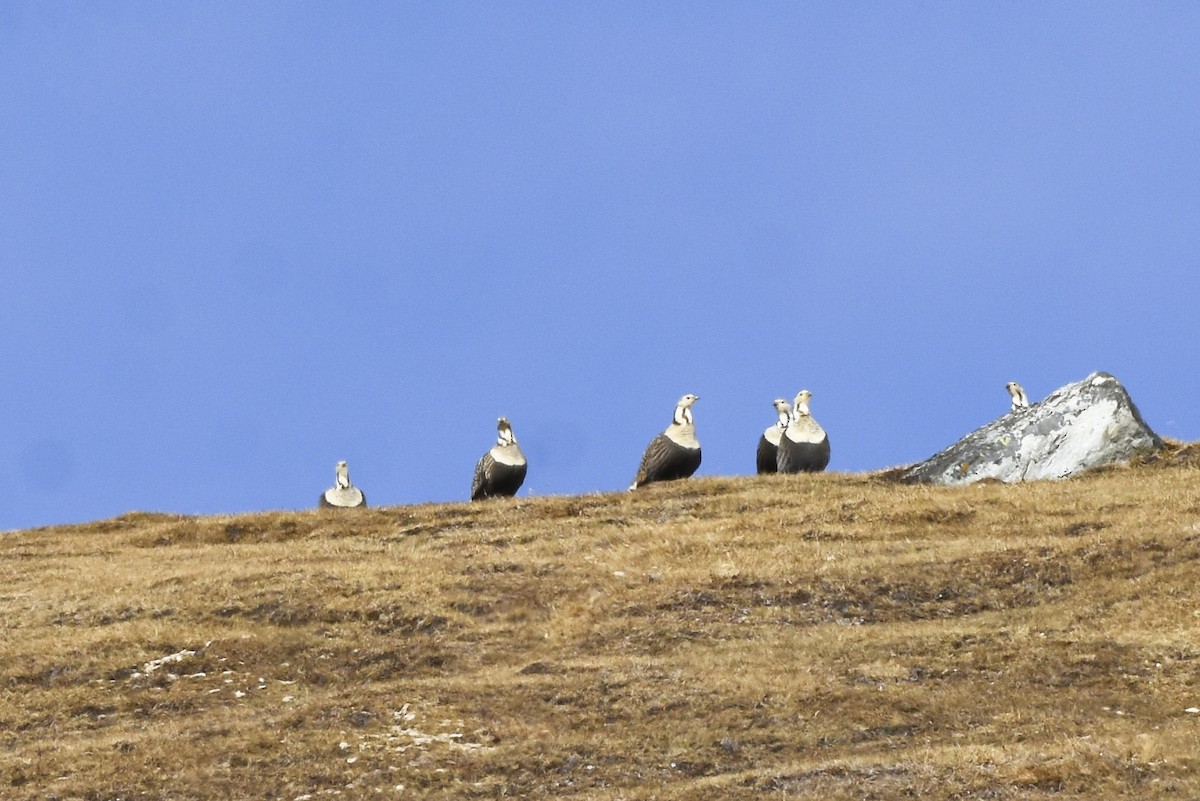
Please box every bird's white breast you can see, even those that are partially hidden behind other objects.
[665,423,699,449]
[491,443,527,467]
[786,417,827,444]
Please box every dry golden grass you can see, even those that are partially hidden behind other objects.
[4,452,1200,799]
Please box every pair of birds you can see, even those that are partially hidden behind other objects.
[467,397,703,499]
[471,398,704,497]
[471,395,704,497]
[755,391,832,475]
[318,419,528,509]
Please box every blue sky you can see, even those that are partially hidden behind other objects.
[4,4,1199,531]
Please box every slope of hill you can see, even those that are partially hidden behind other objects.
[4,450,1200,799]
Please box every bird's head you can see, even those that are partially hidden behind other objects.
[793,389,813,415]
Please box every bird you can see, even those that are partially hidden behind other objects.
[630,393,701,490]
[319,460,366,508]
[1006,381,1030,411]
[756,398,793,474]
[776,389,830,473]
[471,417,527,500]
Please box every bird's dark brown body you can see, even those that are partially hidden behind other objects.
[472,418,527,500]
[756,398,792,475]
[634,434,702,487]
[471,455,527,500]
[776,433,830,473]
[631,394,701,489]
[757,432,782,474]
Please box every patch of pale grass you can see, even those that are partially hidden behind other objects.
[3,463,1200,798]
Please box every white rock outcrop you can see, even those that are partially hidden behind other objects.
[903,372,1162,486]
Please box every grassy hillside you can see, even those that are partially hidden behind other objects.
[4,447,1200,799]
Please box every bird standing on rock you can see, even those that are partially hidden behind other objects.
[1007,381,1030,411]
[630,394,701,490]
[776,389,830,474]
[757,398,792,474]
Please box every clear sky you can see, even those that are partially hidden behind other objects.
[4,4,1199,532]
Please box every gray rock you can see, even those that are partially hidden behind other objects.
[903,371,1163,486]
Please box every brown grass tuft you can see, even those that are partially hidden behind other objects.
[4,460,1200,798]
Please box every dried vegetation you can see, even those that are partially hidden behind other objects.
[4,453,1200,799]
